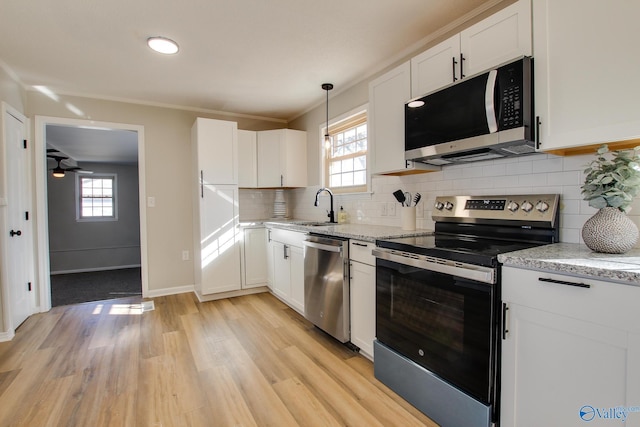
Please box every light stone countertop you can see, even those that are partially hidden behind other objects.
[260,220,434,242]
[498,242,640,286]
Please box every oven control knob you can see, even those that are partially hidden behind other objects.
[536,201,550,213]
[444,201,454,211]
[507,201,520,212]
[434,201,444,210]
[521,201,534,213]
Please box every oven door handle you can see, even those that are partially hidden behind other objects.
[372,248,496,284]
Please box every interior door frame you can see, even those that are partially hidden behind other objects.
[34,116,148,311]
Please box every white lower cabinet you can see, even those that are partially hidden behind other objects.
[268,227,305,314]
[241,227,267,288]
[501,267,640,427]
[349,240,376,360]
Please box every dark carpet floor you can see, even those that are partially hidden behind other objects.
[51,267,142,307]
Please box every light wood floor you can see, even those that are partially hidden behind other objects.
[0,292,439,427]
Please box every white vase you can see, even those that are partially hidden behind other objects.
[582,207,639,254]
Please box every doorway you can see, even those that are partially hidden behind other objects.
[34,116,148,311]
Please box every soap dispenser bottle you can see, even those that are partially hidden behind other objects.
[338,206,348,224]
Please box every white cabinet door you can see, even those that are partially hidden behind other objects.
[460,0,531,78]
[370,61,418,176]
[257,129,307,188]
[501,303,638,427]
[350,260,376,360]
[242,227,267,288]
[533,0,640,152]
[289,245,304,314]
[257,130,283,187]
[272,241,291,301]
[198,185,241,294]
[411,35,461,98]
[281,129,307,188]
[192,118,238,185]
[238,130,257,188]
[501,267,640,427]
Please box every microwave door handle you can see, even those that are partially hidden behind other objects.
[485,69,498,133]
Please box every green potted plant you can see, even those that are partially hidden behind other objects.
[580,144,640,253]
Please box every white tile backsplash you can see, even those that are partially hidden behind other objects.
[237,152,640,248]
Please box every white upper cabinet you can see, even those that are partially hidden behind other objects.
[533,0,640,152]
[238,130,258,188]
[192,117,238,185]
[370,62,436,175]
[257,129,307,188]
[460,0,531,79]
[411,0,531,98]
[411,35,461,98]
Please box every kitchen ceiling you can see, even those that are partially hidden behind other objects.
[0,0,501,121]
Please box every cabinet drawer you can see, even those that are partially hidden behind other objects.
[268,227,306,248]
[503,267,640,332]
[349,240,375,266]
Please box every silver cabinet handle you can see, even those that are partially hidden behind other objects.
[352,242,368,247]
[283,244,289,259]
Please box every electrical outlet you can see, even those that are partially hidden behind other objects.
[388,202,396,216]
[380,203,387,216]
[147,196,156,208]
[182,250,190,261]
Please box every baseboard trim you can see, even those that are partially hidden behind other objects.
[144,284,195,298]
[0,330,15,342]
[51,264,142,275]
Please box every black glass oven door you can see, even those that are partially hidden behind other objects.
[376,258,495,404]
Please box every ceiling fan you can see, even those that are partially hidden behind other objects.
[47,149,92,178]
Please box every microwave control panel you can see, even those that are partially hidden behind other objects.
[497,59,525,130]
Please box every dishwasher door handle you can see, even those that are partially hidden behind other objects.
[304,240,342,253]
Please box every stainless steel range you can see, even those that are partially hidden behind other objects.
[373,194,560,427]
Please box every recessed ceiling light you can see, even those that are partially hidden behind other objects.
[407,100,425,108]
[147,37,179,55]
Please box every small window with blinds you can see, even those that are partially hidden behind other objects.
[324,110,368,193]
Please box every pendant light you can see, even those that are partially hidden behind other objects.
[322,83,333,155]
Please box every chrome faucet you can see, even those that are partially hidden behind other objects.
[314,187,336,223]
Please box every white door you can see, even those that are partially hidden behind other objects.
[199,184,241,294]
[4,108,33,328]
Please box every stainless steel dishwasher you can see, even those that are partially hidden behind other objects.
[303,234,350,343]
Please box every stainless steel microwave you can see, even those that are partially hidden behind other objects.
[405,57,535,166]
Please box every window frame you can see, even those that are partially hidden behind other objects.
[321,104,369,194]
[75,173,118,222]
